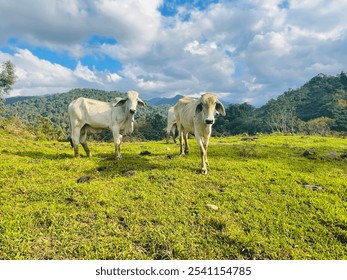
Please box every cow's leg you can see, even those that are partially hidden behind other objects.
[80,127,91,157]
[70,125,81,157]
[81,143,91,157]
[183,132,189,154]
[203,135,210,166]
[111,127,122,159]
[179,129,184,155]
[166,130,170,144]
[115,134,122,159]
[196,135,208,174]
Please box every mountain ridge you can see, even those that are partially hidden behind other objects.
[1,72,346,136]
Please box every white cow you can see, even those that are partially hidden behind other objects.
[68,91,144,159]
[174,93,225,174]
[166,106,178,144]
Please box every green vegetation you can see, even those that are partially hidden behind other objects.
[0,70,346,259]
[1,88,169,141]
[1,73,346,141]
[0,61,16,97]
[259,72,347,133]
[215,72,347,135]
[1,123,346,260]
[0,60,16,108]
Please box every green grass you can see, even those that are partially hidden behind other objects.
[0,129,346,260]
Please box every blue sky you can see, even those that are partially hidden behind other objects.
[1,0,347,106]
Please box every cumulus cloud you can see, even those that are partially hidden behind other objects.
[184,40,218,56]
[93,0,163,60]
[74,61,102,84]
[0,0,90,48]
[1,49,124,96]
[1,0,347,105]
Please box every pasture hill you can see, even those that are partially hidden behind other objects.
[1,72,347,139]
[0,73,347,260]
[0,119,346,259]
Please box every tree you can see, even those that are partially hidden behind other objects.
[30,115,65,141]
[340,71,347,88]
[303,117,334,136]
[0,61,16,97]
[214,103,258,135]
[135,113,166,140]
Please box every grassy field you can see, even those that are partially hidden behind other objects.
[0,127,346,260]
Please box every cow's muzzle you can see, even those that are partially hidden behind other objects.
[205,119,214,124]
[130,109,136,114]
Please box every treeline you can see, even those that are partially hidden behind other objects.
[1,72,346,141]
[1,88,170,141]
[214,72,347,136]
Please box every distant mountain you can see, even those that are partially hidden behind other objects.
[2,73,346,138]
[146,94,229,106]
[258,72,347,132]
[146,95,184,106]
[5,96,36,105]
[213,72,347,135]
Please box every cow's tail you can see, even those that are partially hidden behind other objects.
[172,123,178,143]
[171,123,177,136]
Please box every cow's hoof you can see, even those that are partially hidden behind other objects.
[115,156,122,160]
[201,169,208,175]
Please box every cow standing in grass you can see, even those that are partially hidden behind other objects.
[174,93,225,174]
[68,91,144,159]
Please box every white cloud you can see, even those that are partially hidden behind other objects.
[137,79,166,91]
[243,77,263,92]
[1,49,125,96]
[93,0,163,60]
[184,40,218,56]
[13,49,75,87]
[1,0,347,105]
[106,72,122,83]
[74,61,101,84]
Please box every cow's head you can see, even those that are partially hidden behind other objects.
[195,93,226,124]
[114,91,145,115]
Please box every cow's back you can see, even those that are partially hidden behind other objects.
[174,96,196,133]
[68,97,113,128]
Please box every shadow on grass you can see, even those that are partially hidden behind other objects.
[9,141,206,175]
[13,150,74,160]
[84,150,203,179]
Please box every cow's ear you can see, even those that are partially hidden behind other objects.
[114,98,127,107]
[195,103,203,114]
[215,100,226,116]
[137,98,145,107]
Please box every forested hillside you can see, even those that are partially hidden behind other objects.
[1,72,346,140]
[147,95,184,106]
[214,72,347,135]
[258,72,347,133]
[2,88,170,141]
